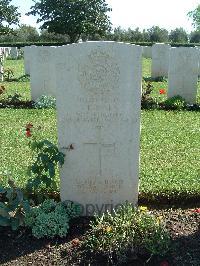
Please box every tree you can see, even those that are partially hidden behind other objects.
[188,5,200,30]
[40,29,69,42]
[14,24,40,42]
[147,26,169,42]
[0,0,20,34]
[169,28,188,43]
[125,28,144,42]
[27,0,112,43]
[189,30,200,43]
[109,27,127,42]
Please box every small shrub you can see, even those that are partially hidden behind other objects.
[185,103,200,111]
[25,199,81,238]
[34,95,56,109]
[26,140,65,202]
[7,93,22,103]
[141,81,158,109]
[162,95,186,110]
[81,204,171,264]
[3,68,14,81]
[0,179,30,230]
[144,76,167,82]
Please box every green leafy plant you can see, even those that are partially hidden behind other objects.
[81,204,171,264]
[141,81,158,109]
[7,93,22,103]
[25,199,81,238]
[162,95,186,110]
[3,68,14,81]
[0,179,30,230]
[34,95,56,109]
[26,140,65,201]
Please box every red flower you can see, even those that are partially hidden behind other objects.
[26,129,31,137]
[26,123,33,130]
[71,238,80,247]
[160,261,169,266]
[191,208,200,213]
[159,89,166,94]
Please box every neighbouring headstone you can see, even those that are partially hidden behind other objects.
[151,43,171,78]
[142,46,152,58]
[23,46,35,75]
[0,49,3,64]
[10,47,18,59]
[4,47,10,58]
[30,46,56,101]
[0,65,4,82]
[54,41,142,215]
[168,47,199,104]
[195,46,200,77]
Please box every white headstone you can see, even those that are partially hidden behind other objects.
[23,46,36,75]
[0,49,3,64]
[151,43,171,78]
[30,46,56,101]
[0,65,4,82]
[10,47,18,59]
[142,46,152,58]
[195,46,200,77]
[54,41,142,215]
[168,47,199,104]
[4,47,10,58]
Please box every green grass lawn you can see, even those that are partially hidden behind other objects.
[0,58,200,201]
[1,59,30,101]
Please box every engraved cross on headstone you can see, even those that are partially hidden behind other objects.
[84,126,115,176]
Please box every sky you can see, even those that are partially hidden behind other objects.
[11,0,200,33]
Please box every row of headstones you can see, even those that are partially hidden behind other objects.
[0,47,20,81]
[132,43,200,104]
[24,43,199,104]
[151,43,199,104]
[21,42,199,215]
[0,47,19,60]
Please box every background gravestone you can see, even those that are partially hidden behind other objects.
[0,48,5,62]
[10,47,18,59]
[23,46,36,75]
[30,46,56,101]
[4,47,10,58]
[151,43,171,78]
[54,41,142,215]
[0,65,3,81]
[142,46,152,58]
[195,46,200,77]
[168,47,199,104]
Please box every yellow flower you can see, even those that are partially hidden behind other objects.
[156,216,163,224]
[103,226,112,233]
[139,206,148,212]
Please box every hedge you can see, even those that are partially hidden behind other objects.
[0,41,199,48]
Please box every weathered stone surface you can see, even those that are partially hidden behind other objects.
[151,43,171,78]
[30,46,56,101]
[142,46,152,58]
[10,47,18,59]
[54,41,142,215]
[23,46,36,75]
[0,65,3,81]
[168,47,199,104]
[4,47,10,58]
[195,46,200,77]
